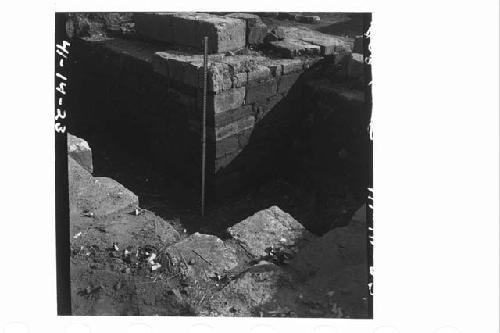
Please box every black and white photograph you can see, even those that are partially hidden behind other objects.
[55,11,373,317]
[1,1,498,332]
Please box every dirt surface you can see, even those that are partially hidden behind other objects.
[69,155,369,317]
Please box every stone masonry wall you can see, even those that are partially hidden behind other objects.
[67,37,203,187]
[67,30,347,201]
[151,49,322,197]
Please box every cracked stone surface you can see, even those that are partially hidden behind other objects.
[227,205,314,259]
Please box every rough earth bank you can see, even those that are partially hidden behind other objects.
[69,144,369,317]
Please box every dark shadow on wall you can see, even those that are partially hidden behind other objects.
[66,37,371,236]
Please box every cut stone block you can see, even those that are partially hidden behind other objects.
[278,71,302,94]
[68,157,138,218]
[268,39,312,58]
[215,115,255,140]
[280,58,306,74]
[67,133,93,173]
[246,79,277,104]
[279,26,354,56]
[165,233,240,281]
[153,51,226,90]
[216,135,240,158]
[227,205,313,259]
[247,65,272,84]
[207,87,245,114]
[225,13,267,46]
[135,12,246,53]
[153,50,315,94]
[215,105,253,128]
[296,15,321,24]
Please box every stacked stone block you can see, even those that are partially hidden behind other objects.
[68,10,361,200]
[134,12,246,53]
[150,50,322,196]
[266,26,354,58]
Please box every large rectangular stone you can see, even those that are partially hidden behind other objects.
[211,87,246,114]
[280,59,305,74]
[247,65,272,84]
[225,13,267,46]
[216,135,240,158]
[134,13,175,44]
[245,79,277,104]
[154,52,234,92]
[268,39,305,58]
[153,51,202,87]
[215,105,253,128]
[215,115,255,140]
[135,13,246,53]
[207,62,233,93]
[268,39,320,58]
[279,25,354,56]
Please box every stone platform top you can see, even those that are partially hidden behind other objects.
[267,26,353,57]
[79,35,323,94]
[152,49,321,93]
[135,12,246,53]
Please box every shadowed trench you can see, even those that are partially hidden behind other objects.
[66,43,370,237]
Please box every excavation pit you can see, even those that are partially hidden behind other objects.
[66,12,370,234]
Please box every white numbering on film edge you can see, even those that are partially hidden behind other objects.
[55,108,66,121]
[55,40,70,134]
[55,123,66,133]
